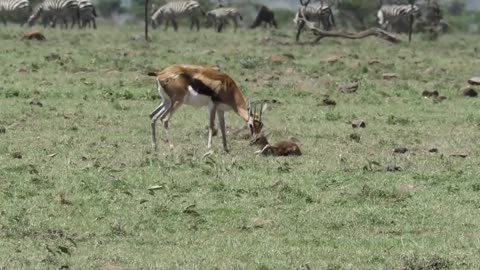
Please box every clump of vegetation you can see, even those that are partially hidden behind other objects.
[400,253,451,270]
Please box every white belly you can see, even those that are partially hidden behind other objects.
[183,86,233,111]
[183,86,211,107]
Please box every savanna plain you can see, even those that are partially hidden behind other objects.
[1,23,480,269]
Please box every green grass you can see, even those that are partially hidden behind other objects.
[1,23,480,269]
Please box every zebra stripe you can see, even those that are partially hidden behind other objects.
[377,4,421,32]
[206,7,243,32]
[293,2,335,31]
[0,0,30,25]
[27,0,78,29]
[151,0,204,31]
[78,0,97,29]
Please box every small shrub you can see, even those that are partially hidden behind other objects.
[357,184,409,202]
[240,56,262,69]
[401,253,451,270]
[120,90,134,100]
[387,115,411,125]
[4,88,20,98]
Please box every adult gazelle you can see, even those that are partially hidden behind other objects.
[148,64,265,152]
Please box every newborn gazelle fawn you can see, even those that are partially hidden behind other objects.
[148,64,264,152]
[250,133,302,156]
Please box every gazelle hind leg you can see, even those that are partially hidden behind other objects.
[150,81,172,151]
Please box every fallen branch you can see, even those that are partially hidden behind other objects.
[297,18,402,44]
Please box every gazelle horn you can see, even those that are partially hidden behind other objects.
[259,103,263,121]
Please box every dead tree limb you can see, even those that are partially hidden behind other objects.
[297,18,402,44]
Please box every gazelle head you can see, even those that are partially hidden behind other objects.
[247,102,267,138]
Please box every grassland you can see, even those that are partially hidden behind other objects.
[1,23,480,269]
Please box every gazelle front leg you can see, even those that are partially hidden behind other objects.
[207,102,217,149]
[217,110,228,152]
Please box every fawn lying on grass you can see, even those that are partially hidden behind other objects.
[250,133,302,156]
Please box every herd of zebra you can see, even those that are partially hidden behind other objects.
[0,0,97,28]
[150,1,245,32]
[0,0,446,35]
[294,0,446,39]
[146,0,446,35]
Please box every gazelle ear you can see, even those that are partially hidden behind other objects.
[261,103,268,113]
[259,103,267,120]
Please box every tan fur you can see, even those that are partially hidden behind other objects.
[250,133,302,156]
[148,64,264,152]
[21,31,46,41]
[150,64,251,119]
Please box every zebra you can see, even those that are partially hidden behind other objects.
[150,0,205,31]
[377,4,422,33]
[27,3,54,27]
[206,7,243,33]
[0,0,31,26]
[27,0,79,29]
[293,0,335,41]
[54,0,97,29]
[77,0,97,29]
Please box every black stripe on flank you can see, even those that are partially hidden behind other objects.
[190,78,222,102]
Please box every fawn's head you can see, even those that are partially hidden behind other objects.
[247,102,267,138]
